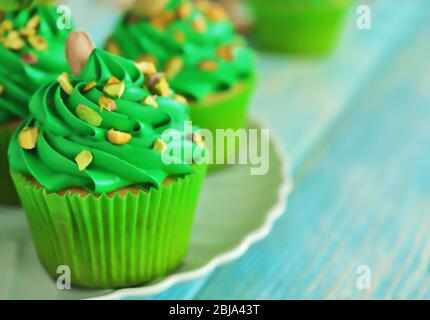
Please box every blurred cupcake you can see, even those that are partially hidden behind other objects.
[0,0,72,205]
[249,0,353,55]
[8,32,207,288]
[107,0,256,167]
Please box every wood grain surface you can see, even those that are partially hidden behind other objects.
[137,0,430,300]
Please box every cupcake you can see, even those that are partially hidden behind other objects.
[8,32,207,288]
[0,1,72,205]
[107,0,256,167]
[249,0,353,55]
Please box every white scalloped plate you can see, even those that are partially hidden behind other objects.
[0,118,292,300]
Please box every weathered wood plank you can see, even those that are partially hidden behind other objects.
[193,7,430,300]
[145,0,430,300]
[145,0,429,300]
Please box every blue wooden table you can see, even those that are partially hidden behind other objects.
[121,0,430,300]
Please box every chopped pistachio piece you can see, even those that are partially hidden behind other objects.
[192,132,205,147]
[20,27,36,37]
[137,54,157,65]
[107,129,131,145]
[4,31,25,50]
[99,96,117,112]
[147,72,163,86]
[18,126,39,150]
[199,60,218,72]
[106,76,120,85]
[26,15,40,29]
[103,81,125,99]
[197,1,226,21]
[57,72,74,94]
[174,94,187,105]
[21,53,37,65]
[28,35,48,51]
[177,2,192,19]
[1,20,13,32]
[192,15,207,33]
[76,104,102,127]
[143,95,158,108]
[136,60,157,76]
[151,11,175,29]
[75,150,93,171]
[84,81,97,92]
[153,138,167,153]
[216,45,234,61]
[153,76,170,97]
[106,39,121,55]
[174,30,186,43]
[164,57,183,80]
[205,6,226,21]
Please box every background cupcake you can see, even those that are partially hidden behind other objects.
[9,32,207,288]
[0,0,72,205]
[107,0,256,167]
[249,0,353,55]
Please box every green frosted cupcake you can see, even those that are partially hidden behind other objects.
[249,0,353,55]
[0,1,72,205]
[8,32,207,288]
[107,0,256,167]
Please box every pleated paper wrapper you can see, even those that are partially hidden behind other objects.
[11,164,207,289]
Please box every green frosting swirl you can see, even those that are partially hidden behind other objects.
[8,49,204,193]
[108,0,255,102]
[0,3,70,123]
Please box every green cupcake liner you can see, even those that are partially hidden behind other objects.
[250,0,353,56]
[0,126,20,206]
[11,164,207,289]
[190,74,257,170]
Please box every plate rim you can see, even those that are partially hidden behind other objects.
[92,116,294,300]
